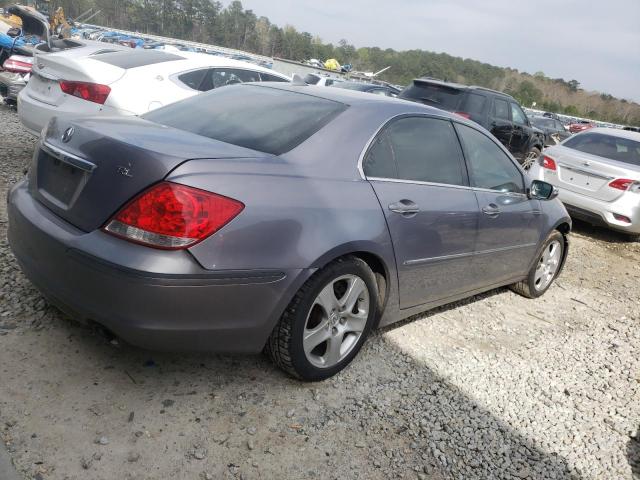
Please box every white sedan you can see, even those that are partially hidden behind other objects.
[18,49,289,136]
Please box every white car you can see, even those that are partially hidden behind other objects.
[18,49,289,136]
[530,128,640,237]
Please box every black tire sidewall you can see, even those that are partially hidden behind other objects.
[526,231,564,298]
[289,259,378,381]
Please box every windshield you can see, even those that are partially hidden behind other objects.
[144,85,347,155]
[532,118,555,129]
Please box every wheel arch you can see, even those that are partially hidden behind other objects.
[309,242,395,322]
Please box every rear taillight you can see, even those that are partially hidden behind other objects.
[608,178,637,191]
[2,57,32,73]
[454,111,471,119]
[103,182,244,249]
[59,80,111,105]
[541,155,557,171]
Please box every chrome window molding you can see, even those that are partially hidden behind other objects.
[357,112,528,195]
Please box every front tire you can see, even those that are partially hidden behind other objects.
[266,256,379,381]
[511,231,564,298]
[521,146,541,170]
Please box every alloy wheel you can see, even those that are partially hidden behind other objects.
[303,274,370,368]
[534,240,561,291]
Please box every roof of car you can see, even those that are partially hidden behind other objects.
[86,49,288,76]
[584,127,640,141]
[412,77,513,98]
[249,83,458,117]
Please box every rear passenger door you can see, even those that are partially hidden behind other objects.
[455,123,541,284]
[363,116,480,309]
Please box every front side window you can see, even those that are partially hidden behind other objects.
[510,103,527,125]
[494,98,510,120]
[364,117,467,186]
[200,68,263,91]
[456,124,524,193]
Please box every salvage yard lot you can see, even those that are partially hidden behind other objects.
[0,103,638,480]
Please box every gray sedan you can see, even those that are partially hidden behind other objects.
[8,84,571,380]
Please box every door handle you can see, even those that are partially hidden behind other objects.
[482,204,500,217]
[388,199,420,215]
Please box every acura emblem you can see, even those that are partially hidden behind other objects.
[61,126,74,143]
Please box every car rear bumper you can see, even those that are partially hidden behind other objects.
[531,164,640,234]
[8,179,309,353]
[0,71,26,102]
[17,89,130,137]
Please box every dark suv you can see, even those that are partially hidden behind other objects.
[400,78,544,168]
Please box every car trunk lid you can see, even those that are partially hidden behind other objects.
[549,145,640,201]
[27,54,125,106]
[29,116,266,232]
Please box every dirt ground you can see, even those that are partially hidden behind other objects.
[0,103,638,480]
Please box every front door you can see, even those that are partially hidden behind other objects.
[489,97,514,151]
[362,115,479,309]
[455,123,542,283]
[508,102,533,160]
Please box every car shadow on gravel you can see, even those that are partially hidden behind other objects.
[570,218,638,245]
[628,426,640,479]
[34,300,578,480]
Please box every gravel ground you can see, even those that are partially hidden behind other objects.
[0,103,638,480]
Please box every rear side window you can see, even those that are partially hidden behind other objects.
[177,69,208,90]
[143,85,347,155]
[92,50,184,68]
[364,117,467,186]
[399,82,463,110]
[462,93,486,115]
[563,133,640,165]
[456,124,524,193]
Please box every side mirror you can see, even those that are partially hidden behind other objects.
[528,180,558,200]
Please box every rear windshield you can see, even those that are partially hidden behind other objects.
[563,132,640,166]
[92,50,184,69]
[399,81,463,110]
[143,85,348,155]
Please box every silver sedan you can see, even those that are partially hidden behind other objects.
[530,128,640,237]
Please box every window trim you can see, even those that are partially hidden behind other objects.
[359,113,470,188]
[453,121,527,196]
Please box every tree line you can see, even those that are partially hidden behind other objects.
[4,0,639,125]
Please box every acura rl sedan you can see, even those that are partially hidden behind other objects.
[8,83,571,380]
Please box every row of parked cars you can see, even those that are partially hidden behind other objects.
[2,39,639,380]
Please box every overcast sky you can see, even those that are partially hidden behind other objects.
[237,0,640,102]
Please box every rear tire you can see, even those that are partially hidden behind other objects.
[266,256,379,381]
[511,231,564,299]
